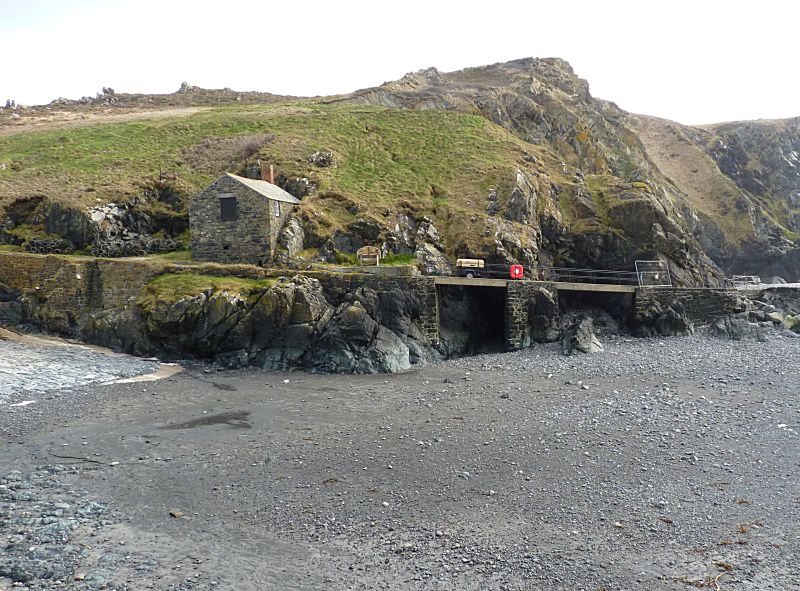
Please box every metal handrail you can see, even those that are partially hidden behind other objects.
[532,266,641,285]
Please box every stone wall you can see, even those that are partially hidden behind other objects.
[505,281,558,349]
[189,175,296,265]
[634,287,747,323]
[0,252,165,334]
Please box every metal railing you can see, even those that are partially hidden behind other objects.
[723,275,761,289]
[532,266,641,285]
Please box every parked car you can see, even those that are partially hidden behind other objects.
[455,258,485,278]
[455,259,525,279]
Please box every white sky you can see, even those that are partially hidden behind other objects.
[0,0,797,125]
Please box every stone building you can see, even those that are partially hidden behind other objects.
[189,172,301,265]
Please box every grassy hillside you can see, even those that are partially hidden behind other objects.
[0,101,580,258]
[0,103,554,209]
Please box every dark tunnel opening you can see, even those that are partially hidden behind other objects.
[438,285,507,356]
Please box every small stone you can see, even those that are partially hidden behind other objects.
[169,509,184,518]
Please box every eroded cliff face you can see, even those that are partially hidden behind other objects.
[627,114,800,279]
[333,58,799,282]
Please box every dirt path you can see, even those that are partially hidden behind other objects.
[0,107,208,137]
[1,333,798,589]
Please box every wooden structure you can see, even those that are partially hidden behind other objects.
[357,246,381,266]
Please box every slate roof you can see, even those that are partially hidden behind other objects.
[225,173,302,204]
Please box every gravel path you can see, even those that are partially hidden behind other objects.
[1,331,798,590]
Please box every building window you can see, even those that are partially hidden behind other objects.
[274,201,281,217]
[220,195,237,221]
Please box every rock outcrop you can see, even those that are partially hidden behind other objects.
[560,316,603,355]
[86,276,428,373]
[0,281,22,326]
[528,288,561,343]
[625,301,694,338]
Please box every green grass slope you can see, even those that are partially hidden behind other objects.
[0,102,576,256]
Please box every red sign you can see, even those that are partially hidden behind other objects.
[510,264,524,279]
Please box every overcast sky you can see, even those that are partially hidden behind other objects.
[1,0,796,125]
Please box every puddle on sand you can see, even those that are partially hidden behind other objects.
[160,411,251,430]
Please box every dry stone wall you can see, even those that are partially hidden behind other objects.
[634,287,747,323]
[505,281,559,349]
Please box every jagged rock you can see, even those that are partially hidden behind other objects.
[386,214,417,253]
[625,301,693,338]
[504,170,537,224]
[415,243,451,276]
[276,217,305,261]
[88,276,424,373]
[277,175,317,198]
[415,217,443,250]
[307,300,411,373]
[332,230,362,253]
[318,240,337,263]
[528,288,560,343]
[23,237,76,254]
[766,311,785,324]
[489,218,538,268]
[82,305,152,357]
[44,203,93,249]
[308,150,334,167]
[560,316,603,355]
[710,313,768,342]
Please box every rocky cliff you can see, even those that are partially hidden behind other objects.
[1,58,798,283]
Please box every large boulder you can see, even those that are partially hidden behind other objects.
[560,316,603,355]
[710,313,769,342]
[83,306,153,357]
[783,314,800,333]
[44,202,93,249]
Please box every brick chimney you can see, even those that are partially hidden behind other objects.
[261,162,275,184]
